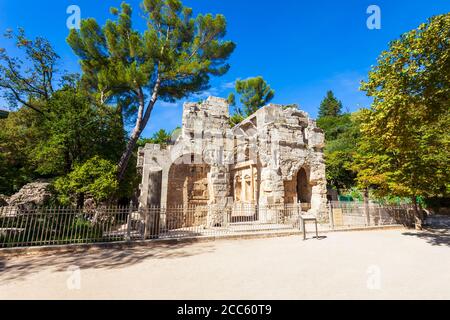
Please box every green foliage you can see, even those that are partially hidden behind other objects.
[0,86,125,195]
[67,0,235,179]
[0,30,60,194]
[229,113,245,127]
[317,104,360,191]
[354,14,450,201]
[341,187,364,202]
[68,1,234,103]
[236,77,275,115]
[149,129,173,147]
[33,87,124,176]
[227,92,236,106]
[54,156,119,205]
[282,104,299,110]
[318,91,343,119]
[0,108,45,194]
[0,29,128,197]
[228,76,274,126]
[137,128,179,148]
[0,28,60,114]
[317,113,354,141]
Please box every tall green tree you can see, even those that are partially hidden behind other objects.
[354,14,450,229]
[138,129,173,148]
[228,76,275,126]
[0,29,132,200]
[0,84,125,196]
[0,29,60,115]
[67,0,235,180]
[32,87,124,176]
[317,91,358,192]
[150,129,173,146]
[318,90,343,119]
[0,108,43,194]
[317,113,360,191]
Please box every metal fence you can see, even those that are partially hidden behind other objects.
[327,201,414,229]
[0,204,303,248]
[0,202,408,249]
[0,206,131,248]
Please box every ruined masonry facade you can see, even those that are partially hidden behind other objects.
[137,96,327,227]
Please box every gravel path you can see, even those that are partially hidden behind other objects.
[1,229,449,300]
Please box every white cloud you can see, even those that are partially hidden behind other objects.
[157,101,180,108]
[221,81,236,89]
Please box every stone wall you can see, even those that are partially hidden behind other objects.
[138,96,328,228]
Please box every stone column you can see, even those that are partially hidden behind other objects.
[309,163,328,220]
[259,166,284,223]
[207,165,232,227]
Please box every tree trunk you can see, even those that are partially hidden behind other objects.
[117,78,160,181]
[117,129,142,181]
[412,196,423,230]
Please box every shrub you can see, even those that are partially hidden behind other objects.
[54,156,119,205]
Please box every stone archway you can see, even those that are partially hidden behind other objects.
[284,167,312,206]
[167,162,210,207]
[166,158,211,228]
[297,167,312,205]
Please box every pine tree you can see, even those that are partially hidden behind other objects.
[150,129,173,147]
[235,76,275,116]
[67,1,235,180]
[318,91,343,119]
[228,76,274,126]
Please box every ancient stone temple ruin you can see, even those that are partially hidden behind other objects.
[137,97,327,228]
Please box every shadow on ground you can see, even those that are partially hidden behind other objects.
[0,240,215,283]
[402,228,450,247]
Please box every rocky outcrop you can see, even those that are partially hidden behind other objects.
[8,181,53,210]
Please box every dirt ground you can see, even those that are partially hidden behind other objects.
[1,229,449,300]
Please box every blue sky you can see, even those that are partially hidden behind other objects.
[0,0,449,137]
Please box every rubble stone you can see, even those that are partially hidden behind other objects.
[8,181,52,210]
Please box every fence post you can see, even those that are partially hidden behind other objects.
[364,189,371,227]
[126,201,133,242]
[328,201,335,230]
[143,207,149,241]
[154,206,161,239]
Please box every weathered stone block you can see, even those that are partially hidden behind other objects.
[138,96,328,227]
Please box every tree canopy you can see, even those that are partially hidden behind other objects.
[317,112,360,191]
[54,156,119,206]
[67,0,235,180]
[317,90,359,192]
[138,129,175,149]
[0,28,61,115]
[0,85,125,196]
[354,13,450,226]
[228,76,275,126]
[318,90,343,119]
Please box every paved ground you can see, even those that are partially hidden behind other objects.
[1,229,449,300]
